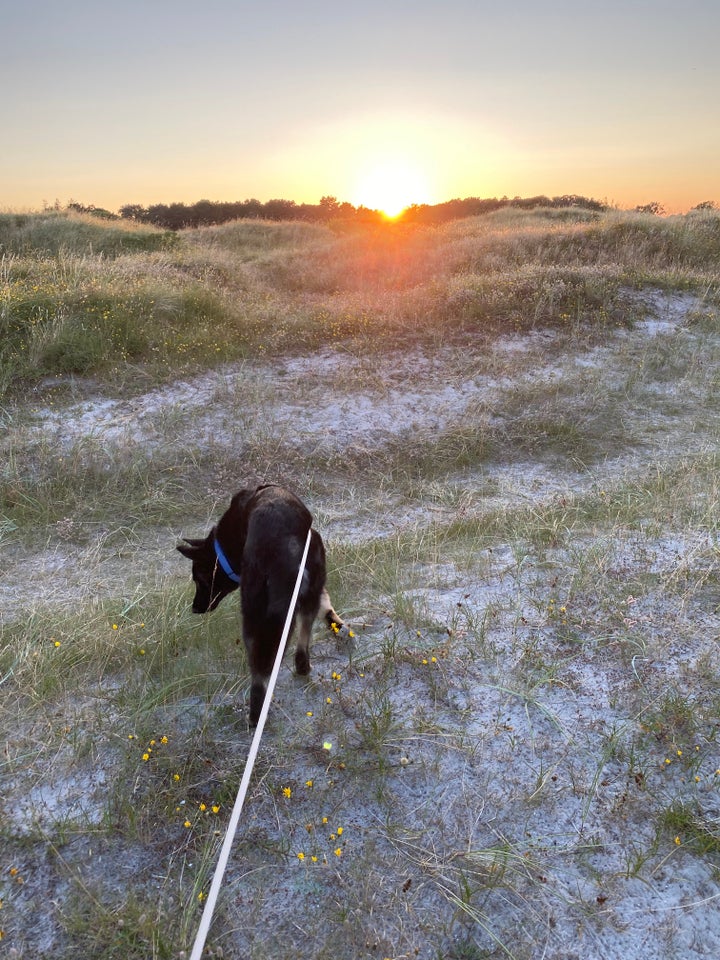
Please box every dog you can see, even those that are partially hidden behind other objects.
[177,484,344,725]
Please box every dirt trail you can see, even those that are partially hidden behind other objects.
[1,290,710,617]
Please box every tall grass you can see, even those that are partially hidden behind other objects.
[0,209,176,257]
[2,206,719,400]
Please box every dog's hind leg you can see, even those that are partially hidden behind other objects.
[243,624,278,727]
[249,674,269,727]
[320,588,343,629]
[320,587,351,641]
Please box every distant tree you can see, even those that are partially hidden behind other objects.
[119,204,148,222]
[692,200,717,211]
[551,194,605,211]
[193,199,216,225]
[264,198,298,220]
[635,201,665,216]
[66,201,118,220]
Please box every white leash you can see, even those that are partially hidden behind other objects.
[189,526,313,960]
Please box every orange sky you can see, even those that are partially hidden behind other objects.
[2,1,718,215]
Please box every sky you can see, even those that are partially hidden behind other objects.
[2,0,719,215]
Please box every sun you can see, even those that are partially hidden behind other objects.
[352,159,432,218]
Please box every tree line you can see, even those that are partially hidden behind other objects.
[67,194,605,230]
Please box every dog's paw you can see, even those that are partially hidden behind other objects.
[328,619,354,645]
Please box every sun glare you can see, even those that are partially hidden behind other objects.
[353,160,432,218]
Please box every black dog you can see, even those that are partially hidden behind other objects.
[177,484,344,725]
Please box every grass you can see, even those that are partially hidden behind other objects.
[1,205,720,958]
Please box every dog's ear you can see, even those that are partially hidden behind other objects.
[177,537,208,560]
[230,488,256,514]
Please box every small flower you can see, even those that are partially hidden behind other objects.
[212,805,220,814]
[54,640,61,648]
[677,750,683,757]
[142,753,150,762]
[334,847,342,857]
[337,827,343,836]
[306,711,313,717]
[184,820,192,828]
[198,891,206,901]
[311,856,318,863]
[282,787,292,799]
[322,817,328,824]
[305,780,314,788]
[326,697,333,704]
[297,852,305,861]
[199,803,207,812]
[173,773,181,782]
[161,736,168,744]
[348,630,355,638]
[674,836,681,845]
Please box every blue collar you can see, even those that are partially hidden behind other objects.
[213,538,241,583]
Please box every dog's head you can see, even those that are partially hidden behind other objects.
[176,535,240,613]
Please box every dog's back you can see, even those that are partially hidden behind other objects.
[239,487,319,674]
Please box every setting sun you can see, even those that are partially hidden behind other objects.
[352,159,433,218]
